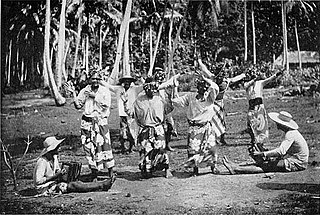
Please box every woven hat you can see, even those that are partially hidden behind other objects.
[268,111,299,130]
[119,75,136,84]
[39,136,65,157]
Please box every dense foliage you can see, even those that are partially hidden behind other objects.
[1,0,320,94]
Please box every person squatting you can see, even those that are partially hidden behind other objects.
[36,60,309,195]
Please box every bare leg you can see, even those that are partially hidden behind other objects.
[67,176,116,193]
[223,156,264,174]
[108,167,114,178]
[165,168,173,178]
[220,133,227,145]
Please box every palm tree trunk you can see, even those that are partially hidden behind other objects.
[99,24,103,69]
[7,40,12,86]
[85,34,89,74]
[71,2,83,78]
[251,2,256,64]
[44,0,66,106]
[147,20,164,76]
[55,0,67,89]
[123,23,130,76]
[109,0,132,84]
[282,0,289,71]
[294,20,302,69]
[244,0,248,62]
[168,7,174,71]
[168,0,189,77]
[149,25,153,70]
[63,40,70,81]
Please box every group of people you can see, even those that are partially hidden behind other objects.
[33,58,309,195]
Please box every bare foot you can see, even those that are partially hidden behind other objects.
[222,157,235,175]
[165,169,173,178]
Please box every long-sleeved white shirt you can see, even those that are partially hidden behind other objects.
[264,129,309,171]
[172,82,219,124]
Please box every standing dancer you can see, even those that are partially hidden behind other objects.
[123,77,176,178]
[198,59,246,145]
[116,75,143,154]
[172,75,220,176]
[244,69,283,163]
[154,67,178,151]
[65,70,115,180]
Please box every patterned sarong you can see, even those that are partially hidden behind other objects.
[137,125,169,173]
[211,99,226,138]
[120,116,135,144]
[184,122,217,168]
[247,104,269,145]
[81,116,115,171]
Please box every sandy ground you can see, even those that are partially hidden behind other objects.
[1,89,320,214]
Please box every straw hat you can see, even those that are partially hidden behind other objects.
[268,111,299,130]
[39,136,65,157]
[119,75,136,84]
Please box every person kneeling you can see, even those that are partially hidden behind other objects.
[223,111,309,174]
[33,136,116,196]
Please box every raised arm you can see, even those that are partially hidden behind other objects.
[197,59,215,79]
[229,73,246,84]
[261,69,283,86]
[243,77,257,90]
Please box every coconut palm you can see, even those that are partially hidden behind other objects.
[286,0,315,69]
[44,0,66,106]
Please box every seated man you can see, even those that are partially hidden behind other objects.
[33,136,116,195]
[223,111,309,174]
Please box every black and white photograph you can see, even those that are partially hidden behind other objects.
[1,0,320,214]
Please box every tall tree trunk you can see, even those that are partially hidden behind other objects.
[147,20,164,76]
[85,34,89,74]
[282,1,289,71]
[149,25,153,70]
[294,20,302,69]
[63,40,70,81]
[71,2,83,78]
[55,0,67,89]
[168,6,174,71]
[123,23,130,76]
[168,0,189,77]
[109,0,132,84]
[244,0,248,62]
[44,0,66,106]
[99,25,103,69]
[7,40,12,86]
[251,3,256,64]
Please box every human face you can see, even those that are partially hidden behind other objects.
[144,82,158,98]
[122,80,131,91]
[90,77,100,88]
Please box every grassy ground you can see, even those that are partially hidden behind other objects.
[1,88,320,214]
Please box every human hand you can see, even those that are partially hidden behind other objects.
[88,91,96,98]
[64,81,75,93]
[120,92,128,103]
[251,151,264,157]
[56,169,67,176]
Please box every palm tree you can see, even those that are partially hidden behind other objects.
[44,0,66,106]
[71,0,84,78]
[55,0,67,89]
[281,0,289,71]
[244,0,248,62]
[109,0,132,84]
[286,0,315,69]
[251,2,256,64]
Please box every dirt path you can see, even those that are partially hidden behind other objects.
[1,89,320,214]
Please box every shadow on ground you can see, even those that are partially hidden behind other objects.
[257,182,320,194]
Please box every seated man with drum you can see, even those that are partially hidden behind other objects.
[33,136,116,195]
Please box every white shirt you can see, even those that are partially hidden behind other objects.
[264,129,309,171]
